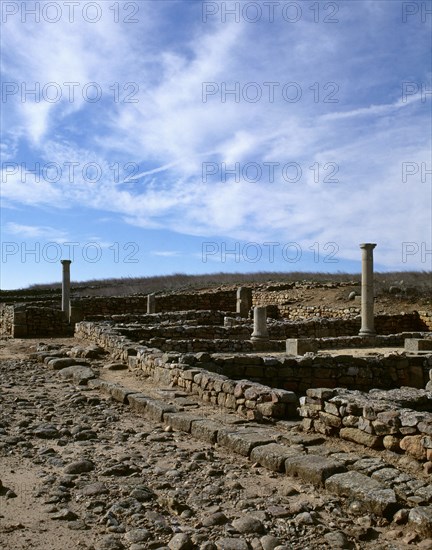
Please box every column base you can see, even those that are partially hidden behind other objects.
[251,335,269,342]
[359,329,376,336]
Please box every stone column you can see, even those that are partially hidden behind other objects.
[236,287,252,317]
[147,293,156,314]
[61,260,71,322]
[359,243,376,336]
[251,306,269,341]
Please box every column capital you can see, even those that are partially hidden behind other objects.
[61,259,72,265]
[359,243,376,250]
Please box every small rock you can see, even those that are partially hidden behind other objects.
[260,534,281,550]
[51,508,79,521]
[130,487,154,502]
[266,506,289,518]
[323,530,350,548]
[168,533,193,550]
[232,515,264,534]
[383,435,401,452]
[104,363,128,370]
[80,482,108,496]
[125,529,151,543]
[215,539,249,550]
[393,508,409,524]
[95,534,125,550]
[58,365,95,385]
[33,424,59,439]
[294,512,314,525]
[400,435,427,460]
[100,463,137,477]
[64,460,95,474]
[202,512,229,526]
[409,506,432,538]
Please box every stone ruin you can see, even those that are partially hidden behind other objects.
[2,245,432,537]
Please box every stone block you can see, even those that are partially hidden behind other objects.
[405,339,432,352]
[57,365,96,385]
[164,412,202,433]
[49,357,88,370]
[286,338,317,356]
[217,429,275,457]
[408,506,432,537]
[182,369,202,381]
[318,411,342,428]
[358,417,374,434]
[145,399,177,422]
[256,402,286,418]
[400,435,427,460]
[271,389,298,404]
[325,471,398,517]
[285,454,346,486]
[340,427,383,449]
[306,388,336,400]
[190,419,221,444]
[87,378,103,389]
[249,443,299,472]
[109,384,141,404]
[128,394,150,414]
[324,401,340,416]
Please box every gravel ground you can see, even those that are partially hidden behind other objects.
[0,337,431,550]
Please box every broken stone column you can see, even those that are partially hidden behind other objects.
[236,287,252,317]
[251,306,269,341]
[147,293,156,314]
[359,243,376,336]
[61,260,71,322]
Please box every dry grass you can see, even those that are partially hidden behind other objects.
[17,270,432,297]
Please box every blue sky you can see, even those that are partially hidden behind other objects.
[1,0,431,289]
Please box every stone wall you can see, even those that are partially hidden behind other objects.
[299,386,432,461]
[253,289,360,320]
[2,285,430,337]
[420,311,432,331]
[11,305,73,338]
[87,313,428,350]
[75,320,432,396]
[72,290,236,319]
[0,304,14,336]
[75,321,298,420]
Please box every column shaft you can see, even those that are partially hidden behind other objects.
[359,243,376,336]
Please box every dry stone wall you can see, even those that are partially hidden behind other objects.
[420,311,432,330]
[1,283,430,337]
[0,304,14,336]
[299,386,432,462]
[75,317,431,398]
[72,290,236,319]
[75,320,298,420]
[8,306,72,337]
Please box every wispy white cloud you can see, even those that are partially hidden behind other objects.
[1,0,430,277]
[151,251,182,257]
[4,222,69,242]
